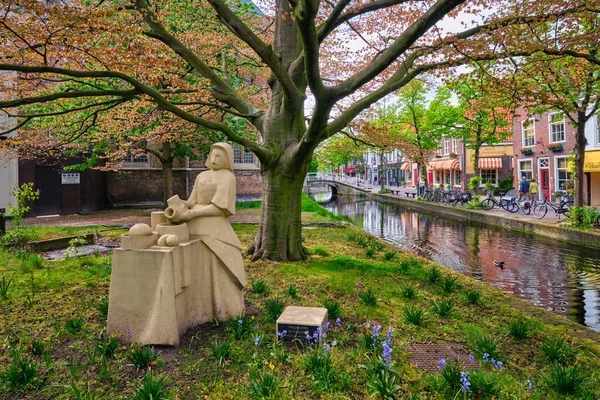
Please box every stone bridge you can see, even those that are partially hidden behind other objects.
[304,173,371,195]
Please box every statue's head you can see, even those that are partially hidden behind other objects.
[207,142,234,171]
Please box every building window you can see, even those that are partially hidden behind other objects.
[124,152,148,163]
[539,158,549,168]
[555,157,571,191]
[480,169,498,186]
[444,170,451,185]
[233,145,243,163]
[244,151,254,164]
[452,139,458,154]
[454,170,461,186]
[522,119,535,147]
[549,112,565,143]
[443,137,450,155]
[519,159,533,180]
[434,170,442,186]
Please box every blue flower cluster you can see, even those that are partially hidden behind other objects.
[482,353,503,369]
[460,371,471,393]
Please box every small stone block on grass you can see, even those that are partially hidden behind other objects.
[276,306,328,344]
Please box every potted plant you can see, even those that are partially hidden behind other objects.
[520,148,534,155]
[547,143,563,152]
[449,152,458,158]
[435,154,442,158]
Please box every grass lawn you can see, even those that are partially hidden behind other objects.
[1,205,599,399]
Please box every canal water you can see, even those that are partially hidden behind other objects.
[310,190,600,332]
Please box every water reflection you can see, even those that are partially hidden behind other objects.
[311,190,600,332]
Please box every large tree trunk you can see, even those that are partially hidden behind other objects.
[161,141,173,207]
[573,112,587,207]
[473,147,480,182]
[251,160,311,261]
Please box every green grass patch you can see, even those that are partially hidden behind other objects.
[1,222,600,398]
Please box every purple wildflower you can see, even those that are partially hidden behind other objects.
[382,341,393,368]
[460,371,471,393]
[254,337,260,346]
[386,327,394,342]
[323,342,330,353]
[527,379,535,392]
[438,358,446,369]
[468,354,475,362]
[126,328,132,337]
[237,319,243,326]
[494,360,503,369]
[335,318,341,326]
[482,352,490,362]
[372,324,382,339]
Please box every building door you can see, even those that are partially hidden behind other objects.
[539,158,550,201]
[36,167,61,215]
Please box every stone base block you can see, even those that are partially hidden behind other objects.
[276,306,328,344]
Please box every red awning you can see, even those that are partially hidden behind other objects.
[427,158,460,170]
[478,157,502,169]
[401,162,410,171]
[342,166,356,173]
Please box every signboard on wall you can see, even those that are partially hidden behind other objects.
[61,172,80,185]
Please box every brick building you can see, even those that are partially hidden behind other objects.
[512,108,583,202]
[107,144,262,207]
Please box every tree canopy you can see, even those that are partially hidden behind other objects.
[1,0,599,260]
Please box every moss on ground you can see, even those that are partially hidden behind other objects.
[0,216,599,399]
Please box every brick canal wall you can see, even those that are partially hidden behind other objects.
[343,189,600,250]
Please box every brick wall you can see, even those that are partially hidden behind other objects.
[108,168,262,205]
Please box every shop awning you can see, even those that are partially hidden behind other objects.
[478,157,502,169]
[584,151,600,172]
[401,162,411,171]
[427,158,460,170]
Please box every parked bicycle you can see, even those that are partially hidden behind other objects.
[533,194,573,219]
[480,189,519,213]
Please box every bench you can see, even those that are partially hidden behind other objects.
[405,192,416,198]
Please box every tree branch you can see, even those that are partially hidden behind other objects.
[133,0,264,128]
[206,0,303,105]
[317,0,426,43]
[330,0,466,100]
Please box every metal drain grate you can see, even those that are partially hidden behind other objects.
[404,343,479,371]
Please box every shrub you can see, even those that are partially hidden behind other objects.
[0,275,12,300]
[440,275,460,293]
[248,369,279,398]
[286,284,299,298]
[358,288,377,306]
[541,336,575,364]
[468,176,482,191]
[364,247,376,258]
[228,314,252,339]
[432,298,455,317]
[544,364,587,395]
[367,370,401,399]
[29,338,47,357]
[468,370,501,398]
[439,359,462,391]
[312,246,330,257]
[383,250,396,261]
[1,228,35,249]
[209,340,231,367]
[403,305,426,327]
[134,372,168,400]
[494,176,514,196]
[97,297,109,320]
[265,298,285,322]
[565,206,600,229]
[324,298,343,319]
[473,335,500,360]
[65,317,85,334]
[251,279,269,295]
[95,334,120,359]
[509,318,532,340]
[427,266,442,283]
[1,348,40,389]
[464,289,482,305]
[400,285,418,300]
[127,344,158,370]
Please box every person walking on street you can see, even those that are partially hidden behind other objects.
[529,178,539,202]
[519,175,530,201]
